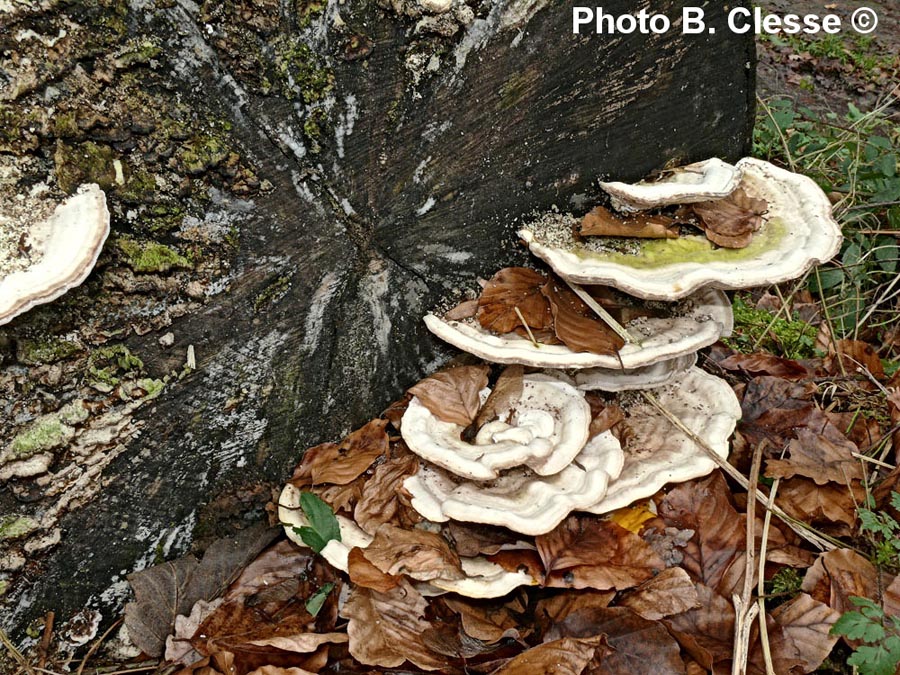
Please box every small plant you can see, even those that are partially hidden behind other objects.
[831,597,900,675]
[292,491,341,553]
[725,295,817,359]
[857,492,900,572]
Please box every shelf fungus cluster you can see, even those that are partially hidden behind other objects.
[0,184,110,326]
[278,157,840,611]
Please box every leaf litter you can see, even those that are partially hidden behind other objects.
[113,286,900,675]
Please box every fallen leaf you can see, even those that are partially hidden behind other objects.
[765,427,863,485]
[579,205,679,239]
[490,636,607,675]
[541,281,625,356]
[536,516,664,591]
[477,267,552,333]
[607,500,656,534]
[443,596,526,643]
[246,667,317,675]
[664,583,735,671]
[693,187,767,248]
[347,546,401,592]
[776,478,862,534]
[166,599,223,666]
[718,352,808,380]
[446,521,525,557]
[547,606,686,675]
[585,396,626,441]
[534,590,615,635]
[125,524,279,657]
[750,593,840,674]
[827,339,885,380]
[445,298,479,321]
[362,523,464,582]
[408,365,490,427]
[466,365,524,440]
[354,451,421,534]
[341,580,448,670]
[801,548,879,616]
[294,419,390,486]
[618,567,700,620]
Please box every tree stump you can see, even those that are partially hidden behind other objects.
[0,0,754,637]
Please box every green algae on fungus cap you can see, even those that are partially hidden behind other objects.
[0,184,109,325]
[583,367,741,515]
[424,286,733,371]
[279,483,536,598]
[520,158,842,301]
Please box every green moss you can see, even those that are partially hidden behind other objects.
[17,336,82,365]
[143,203,186,233]
[296,0,325,27]
[8,418,71,459]
[0,515,40,541]
[725,296,817,359]
[577,219,788,269]
[303,108,329,152]
[178,135,230,175]
[53,112,81,139]
[273,39,334,103]
[118,238,191,273]
[114,38,162,68]
[254,275,292,312]
[54,141,119,193]
[88,344,144,387]
[119,168,158,204]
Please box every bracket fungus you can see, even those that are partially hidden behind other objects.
[584,367,741,515]
[519,158,842,300]
[600,158,744,212]
[400,374,592,480]
[403,429,623,535]
[0,184,109,326]
[279,484,537,598]
[572,353,697,392]
[424,286,732,370]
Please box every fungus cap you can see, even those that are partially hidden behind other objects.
[278,484,536,598]
[573,353,697,391]
[583,367,741,515]
[0,184,109,325]
[401,375,591,480]
[600,158,743,212]
[404,429,623,535]
[519,158,842,300]
[424,287,732,370]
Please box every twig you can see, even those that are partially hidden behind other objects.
[513,306,540,348]
[757,477,781,675]
[0,628,35,675]
[640,390,838,551]
[37,612,54,671]
[732,442,763,675]
[76,618,123,675]
[563,279,635,344]
[852,452,895,470]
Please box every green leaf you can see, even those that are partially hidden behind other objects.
[847,643,900,675]
[891,492,900,512]
[292,492,341,553]
[305,582,335,617]
[832,611,874,640]
[809,268,844,293]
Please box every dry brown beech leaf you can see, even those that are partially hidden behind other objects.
[541,281,625,356]
[536,516,664,591]
[445,298,479,321]
[801,548,880,616]
[348,546,401,593]
[585,396,626,441]
[341,580,448,671]
[467,365,524,440]
[765,427,863,485]
[664,583,735,671]
[443,596,526,643]
[354,452,421,535]
[750,593,840,675]
[489,636,608,675]
[447,521,525,558]
[362,523,464,582]
[692,187,767,249]
[776,478,863,535]
[618,567,700,621]
[547,605,686,675]
[295,419,389,486]
[828,339,885,380]
[579,205,679,239]
[477,267,552,333]
[717,352,808,381]
[408,365,490,427]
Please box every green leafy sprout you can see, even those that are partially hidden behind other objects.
[292,491,341,553]
[831,597,900,675]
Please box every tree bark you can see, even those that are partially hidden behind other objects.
[0,0,754,638]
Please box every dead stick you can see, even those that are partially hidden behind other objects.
[37,612,54,671]
[563,279,635,344]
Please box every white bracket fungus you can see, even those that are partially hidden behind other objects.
[0,184,109,325]
[401,374,591,480]
[572,353,697,392]
[403,429,624,536]
[519,158,842,300]
[279,484,536,598]
[600,158,743,212]
[424,287,732,370]
[583,367,741,515]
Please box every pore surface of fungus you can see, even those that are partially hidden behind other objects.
[424,287,732,369]
[572,353,697,391]
[600,158,743,212]
[401,375,593,480]
[278,484,536,598]
[0,184,109,325]
[404,429,623,536]
[583,367,741,515]
[519,158,842,300]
